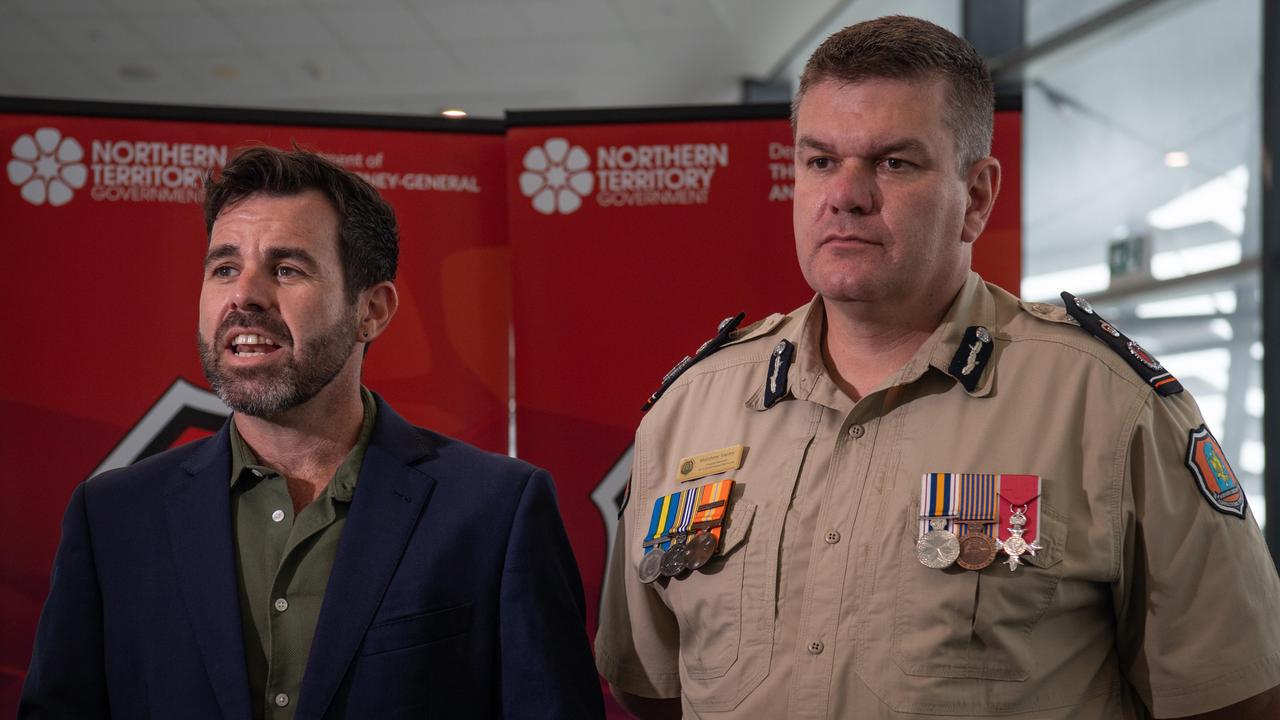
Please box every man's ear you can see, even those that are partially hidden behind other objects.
[961,157,1001,245]
[357,281,398,342]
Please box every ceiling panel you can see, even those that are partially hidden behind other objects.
[317,6,435,50]
[418,3,532,41]
[128,9,246,55]
[0,13,58,55]
[220,7,341,51]
[516,1,626,36]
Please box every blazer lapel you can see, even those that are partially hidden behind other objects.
[165,423,252,720]
[296,398,438,719]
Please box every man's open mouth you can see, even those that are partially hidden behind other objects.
[228,333,282,357]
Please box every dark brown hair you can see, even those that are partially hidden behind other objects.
[793,15,994,172]
[202,145,398,303]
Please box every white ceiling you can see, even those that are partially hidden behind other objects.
[0,0,874,117]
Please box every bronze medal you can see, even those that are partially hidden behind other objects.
[638,549,664,584]
[683,530,718,570]
[660,542,689,577]
[956,533,997,571]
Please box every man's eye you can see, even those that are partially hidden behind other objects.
[883,158,909,170]
[276,266,300,278]
[808,157,832,170]
[212,265,237,278]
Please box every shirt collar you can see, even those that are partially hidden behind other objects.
[745,296,845,411]
[749,271,998,410]
[229,387,379,501]
[908,270,999,396]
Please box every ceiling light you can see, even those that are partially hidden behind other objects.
[441,108,468,119]
[1164,151,1190,167]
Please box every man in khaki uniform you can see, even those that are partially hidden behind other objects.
[595,15,1280,720]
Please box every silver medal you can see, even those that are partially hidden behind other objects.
[915,518,960,569]
[998,505,1042,571]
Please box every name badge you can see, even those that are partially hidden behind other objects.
[677,444,745,483]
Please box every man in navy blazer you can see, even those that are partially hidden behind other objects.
[21,147,604,719]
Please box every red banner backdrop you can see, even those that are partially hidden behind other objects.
[0,104,509,711]
[507,107,1022,674]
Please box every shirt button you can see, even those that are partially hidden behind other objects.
[274,692,290,707]
[274,597,289,612]
[848,424,865,439]
[808,640,824,655]
[825,531,841,544]
[271,509,285,522]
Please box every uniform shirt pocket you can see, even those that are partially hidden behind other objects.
[891,500,1069,681]
[666,502,755,680]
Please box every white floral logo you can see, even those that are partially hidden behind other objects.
[519,138,593,215]
[8,127,87,207]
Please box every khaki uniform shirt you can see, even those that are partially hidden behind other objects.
[230,388,377,720]
[596,272,1280,719]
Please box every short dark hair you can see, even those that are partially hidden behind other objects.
[792,15,994,171]
[203,145,398,303]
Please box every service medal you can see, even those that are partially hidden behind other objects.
[915,519,959,569]
[956,533,998,571]
[999,504,1042,571]
[660,541,689,577]
[683,530,718,570]
[638,548,664,584]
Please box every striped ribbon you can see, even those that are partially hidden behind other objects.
[666,485,699,550]
[643,479,736,554]
[956,473,999,537]
[642,491,677,555]
[690,479,734,542]
[919,472,959,537]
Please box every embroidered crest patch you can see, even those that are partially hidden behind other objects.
[1185,425,1246,518]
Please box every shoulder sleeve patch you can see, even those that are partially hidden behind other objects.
[1061,291,1183,397]
[642,313,745,412]
[1185,424,1247,518]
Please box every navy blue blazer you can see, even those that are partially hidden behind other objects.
[20,395,604,719]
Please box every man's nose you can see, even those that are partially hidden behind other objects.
[230,268,273,312]
[829,165,880,216]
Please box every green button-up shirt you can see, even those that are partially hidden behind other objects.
[229,389,377,720]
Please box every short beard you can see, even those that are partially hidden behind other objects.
[198,308,358,419]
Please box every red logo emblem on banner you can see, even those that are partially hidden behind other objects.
[1184,425,1246,518]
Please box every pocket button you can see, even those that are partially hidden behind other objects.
[808,640,824,655]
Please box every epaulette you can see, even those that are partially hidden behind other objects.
[1061,291,1183,397]
[641,313,744,412]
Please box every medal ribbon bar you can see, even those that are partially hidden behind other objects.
[691,479,733,542]
[996,474,1043,545]
[642,492,676,554]
[956,473,999,537]
[668,486,698,548]
[919,472,960,536]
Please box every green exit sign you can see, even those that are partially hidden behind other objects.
[1109,236,1148,281]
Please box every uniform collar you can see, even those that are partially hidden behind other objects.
[911,270,999,397]
[750,271,999,411]
[745,295,857,412]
